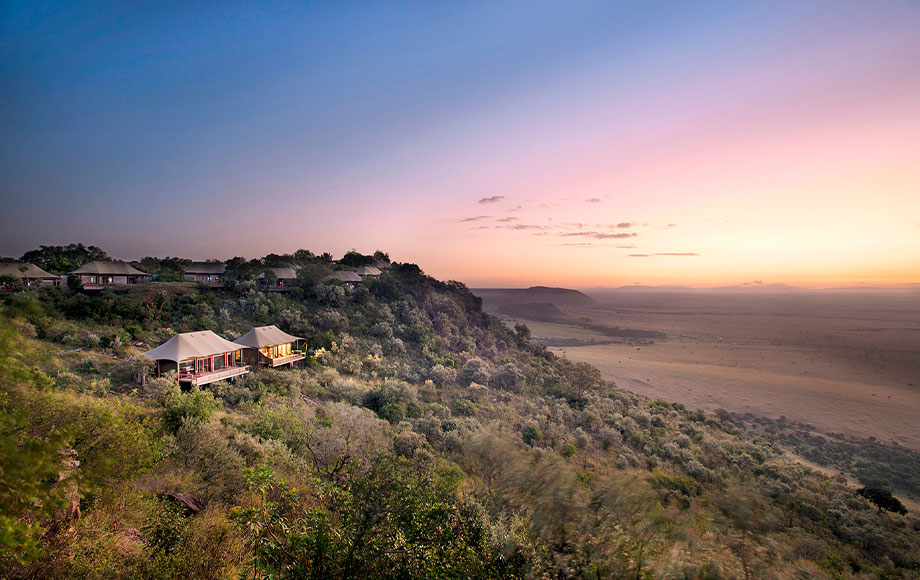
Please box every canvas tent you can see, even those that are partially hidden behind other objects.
[328,271,362,285]
[70,261,148,288]
[355,266,382,277]
[184,261,225,285]
[144,330,249,386]
[0,262,60,288]
[234,325,306,367]
[258,267,297,290]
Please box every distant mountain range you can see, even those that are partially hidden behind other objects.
[471,286,597,309]
[582,283,918,295]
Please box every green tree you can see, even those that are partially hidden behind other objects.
[858,487,908,515]
[162,387,219,433]
[20,243,109,274]
[0,321,71,564]
[234,457,513,579]
[261,269,278,288]
[522,424,543,447]
[339,251,374,267]
[372,250,390,263]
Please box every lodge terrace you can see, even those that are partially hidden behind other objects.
[144,330,250,386]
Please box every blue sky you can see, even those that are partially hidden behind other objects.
[2,1,918,286]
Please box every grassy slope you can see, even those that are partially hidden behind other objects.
[2,267,919,579]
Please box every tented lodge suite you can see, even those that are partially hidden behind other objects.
[144,330,250,386]
[145,325,306,387]
[0,262,61,289]
[234,325,306,368]
[70,260,148,289]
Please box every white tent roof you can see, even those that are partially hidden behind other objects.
[257,267,297,280]
[0,262,58,279]
[144,330,241,362]
[184,261,225,274]
[234,325,303,348]
[71,260,147,276]
[328,271,361,283]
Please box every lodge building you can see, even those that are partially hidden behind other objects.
[144,330,250,386]
[70,261,148,289]
[183,262,225,286]
[234,325,306,368]
[0,262,60,289]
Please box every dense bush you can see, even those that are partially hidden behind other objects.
[3,250,919,580]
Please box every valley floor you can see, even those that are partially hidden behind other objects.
[498,290,920,450]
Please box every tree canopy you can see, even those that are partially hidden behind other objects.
[858,486,908,515]
[20,243,109,274]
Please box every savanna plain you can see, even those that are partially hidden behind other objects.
[488,288,920,451]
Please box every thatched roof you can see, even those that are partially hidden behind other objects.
[184,261,225,274]
[71,260,147,276]
[356,266,382,276]
[257,267,297,280]
[0,262,58,279]
[234,325,303,349]
[143,331,241,362]
[328,271,361,283]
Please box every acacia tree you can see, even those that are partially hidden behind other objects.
[858,487,908,515]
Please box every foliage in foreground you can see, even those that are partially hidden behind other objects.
[2,248,919,579]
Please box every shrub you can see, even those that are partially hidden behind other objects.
[523,424,543,447]
[452,398,476,417]
[491,363,525,393]
[162,387,219,434]
[458,357,492,386]
[428,363,456,386]
[363,380,417,423]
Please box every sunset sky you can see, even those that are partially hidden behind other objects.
[2,1,918,287]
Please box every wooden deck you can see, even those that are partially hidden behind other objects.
[267,353,306,367]
[180,364,250,386]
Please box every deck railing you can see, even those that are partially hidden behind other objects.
[258,350,306,367]
[179,363,250,385]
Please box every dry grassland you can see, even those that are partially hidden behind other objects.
[508,290,920,449]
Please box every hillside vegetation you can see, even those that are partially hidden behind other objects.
[2,249,919,579]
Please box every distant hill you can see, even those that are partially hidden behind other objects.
[586,283,807,294]
[472,286,596,309]
[709,283,806,292]
[473,291,666,340]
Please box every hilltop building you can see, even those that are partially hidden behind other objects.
[327,270,362,288]
[184,261,225,286]
[70,261,148,290]
[144,330,249,386]
[258,267,297,291]
[234,325,306,368]
[0,262,61,289]
[355,266,382,278]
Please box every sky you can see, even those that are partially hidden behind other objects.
[1,1,918,288]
